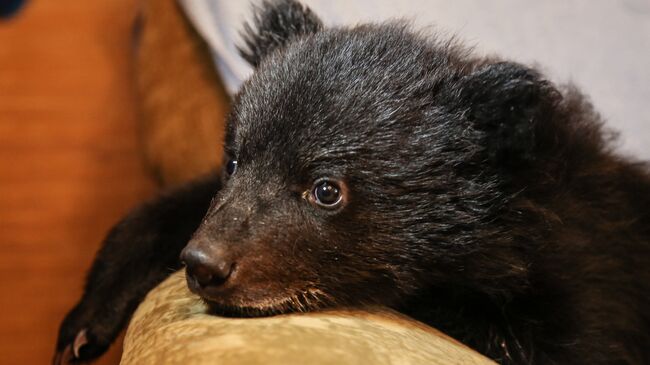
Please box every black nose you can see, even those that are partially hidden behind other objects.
[180,246,233,288]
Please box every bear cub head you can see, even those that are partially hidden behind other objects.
[181,0,568,316]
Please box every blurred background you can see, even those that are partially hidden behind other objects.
[0,1,154,364]
[0,1,648,364]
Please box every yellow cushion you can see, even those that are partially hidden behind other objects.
[122,271,495,365]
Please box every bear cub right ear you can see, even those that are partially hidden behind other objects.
[239,0,323,67]
[459,62,561,167]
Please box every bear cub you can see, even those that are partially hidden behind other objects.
[55,1,650,364]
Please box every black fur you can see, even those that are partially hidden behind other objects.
[55,1,650,364]
[238,0,322,67]
[55,175,220,361]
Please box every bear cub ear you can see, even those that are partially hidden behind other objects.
[459,62,560,166]
[239,0,323,67]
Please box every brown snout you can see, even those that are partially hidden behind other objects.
[180,238,234,290]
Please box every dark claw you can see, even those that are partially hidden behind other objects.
[52,328,90,365]
[72,329,88,359]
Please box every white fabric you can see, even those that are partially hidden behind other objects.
[178,0,650,159]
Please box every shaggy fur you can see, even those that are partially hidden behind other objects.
[55,1,650,364]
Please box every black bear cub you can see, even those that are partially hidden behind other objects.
[55,1,650,364]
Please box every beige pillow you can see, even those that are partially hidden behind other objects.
[121,271,495,365]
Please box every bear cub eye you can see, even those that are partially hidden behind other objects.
[311,179,343,208]
[226,159,238,176]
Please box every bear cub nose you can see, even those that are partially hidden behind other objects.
[181,247,233,288]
